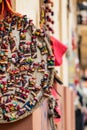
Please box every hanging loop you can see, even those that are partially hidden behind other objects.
[0,0,22,20]
[5,0,22,17]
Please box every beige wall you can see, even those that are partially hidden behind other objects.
[16,0,40,26]
[59,0,69,86]
[53,0,60,38]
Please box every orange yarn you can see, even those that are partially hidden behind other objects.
[0,0,5,20]
[6,0,22,17]
[0,0,22,20]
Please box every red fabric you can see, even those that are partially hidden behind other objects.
[50,36,68,66]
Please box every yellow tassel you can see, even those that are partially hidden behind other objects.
[0,0,2,4]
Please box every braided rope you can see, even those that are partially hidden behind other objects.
[50,117,57,130]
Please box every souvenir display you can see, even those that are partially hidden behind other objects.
[40,0,54,34]
[0,0,62,124]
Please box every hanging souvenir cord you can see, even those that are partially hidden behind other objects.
[48,96,58,130]
[40,0,54,34]
[48,78,62,130]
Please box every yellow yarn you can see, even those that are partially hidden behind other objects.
[0,0,2,4]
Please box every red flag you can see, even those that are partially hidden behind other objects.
[50,36,68,66]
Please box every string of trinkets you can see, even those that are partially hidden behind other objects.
[0,0,56,123]
[40,0,54,34]
[40,1,62,130]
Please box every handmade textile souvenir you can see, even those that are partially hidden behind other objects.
[0,0,62,124]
